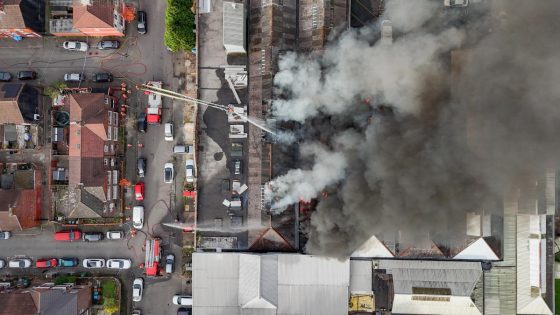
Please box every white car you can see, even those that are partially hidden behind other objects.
[82,258,105,268]
[0,259,5,268]
[107,258,132,269]
[172,295,193,306]
[164,122,173,141]
[444,0,468,7]
[164,163,174,184]
[8,258,32,268]
[132,206,144,230]
[132,278,144,302]
[63,41,88,52]
[64,73,84,82]
[185,159,195,183]
[106,230,124,240]
[0,231,11,239]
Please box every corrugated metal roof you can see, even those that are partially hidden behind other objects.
[223,1,246,54]
[378,260,482,297]
[350,260,372,293]
[193,253,349,315]
[392,294,482,315]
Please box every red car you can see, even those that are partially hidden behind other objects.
[135,182,145,201]
[36,258,58,268]
[54,230,82,241]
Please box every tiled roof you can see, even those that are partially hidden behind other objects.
[81,124,106,157]
[0,290,38,315]
[72,0,114,29]
[80,157,106,187]
[0,83,25,124]
[68,93,106,123]
[0,1,26,29]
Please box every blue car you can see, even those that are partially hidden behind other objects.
[58,257,79,267]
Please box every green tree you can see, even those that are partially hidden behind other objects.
[44,81,67,99]
[164,0,196,52]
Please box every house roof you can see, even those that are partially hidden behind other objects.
[0,0,44,32]
[0,290,38,315]
[192,253,349,315]
[31,288,77,315]
[72,0,114,29]
[249,227,295,251]
[0,83,25,124]
[0,0,26,29]
[68,93,107,123]
[453,238,500,261]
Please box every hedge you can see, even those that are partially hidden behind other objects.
[165,0,196,52]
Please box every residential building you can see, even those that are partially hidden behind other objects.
[0,0,45,38]
[49,0,125,37]
[0,163,41,230]
[192,252,350,314]
[51,93,120,218]
[299,0,348,53]
[0,83,40,150]
[0,282,91,315]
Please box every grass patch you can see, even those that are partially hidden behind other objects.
[164,0,196,52]
[54,275,77,285]
[101,280,117,299]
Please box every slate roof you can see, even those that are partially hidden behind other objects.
[72,0,114,29]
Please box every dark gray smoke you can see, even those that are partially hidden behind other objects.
[270,0,560,257]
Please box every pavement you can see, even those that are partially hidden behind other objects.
[197,0,250,248]
[0,0,192,313]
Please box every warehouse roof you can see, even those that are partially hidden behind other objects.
[192,253,350,315]
[223,1,245,54]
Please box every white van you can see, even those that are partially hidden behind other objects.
[164,123,173,141]
[132,206,144,229]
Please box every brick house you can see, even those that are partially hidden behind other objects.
[0,283,92,315]
[49,0,125,37]
[0,163,41,231]
[66,93,119,217]
[0,0,45,38]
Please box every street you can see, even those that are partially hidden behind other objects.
[0,0,191,313]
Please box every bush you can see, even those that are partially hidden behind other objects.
[101,280,117,299]
[103,297,119,314]
[45,81,67,99]
[165,0,196,52]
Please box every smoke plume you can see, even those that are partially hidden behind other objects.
[270,0,560,257]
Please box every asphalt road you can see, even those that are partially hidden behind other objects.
[0,0,189,312]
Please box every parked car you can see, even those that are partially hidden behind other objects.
[173,145,194,154]
[58,257,79,267]
[137,112,147,133]
[165,254,174,274]
[185,160,195,182]
[164,163,174,184]
[172,295,193,306]
[132,206,144,229]
[8,258,32,268]
[137,11,147,34]
[177,308,192,315]
[444,0,468,7]
[97,40,120,50]
[64,73,85,82]
[137,158,146,177]
[106,230,124,240]
[83,232,103,242]
[92,72,113,82]
[134,182,145,201]
[380,20,393,45]
[0,259,5,269]
[132,278,144,302]
[82,258,105,268]
[0,72,12,82]
[164,122,174,141]
[36,258,58,268]
[132,310,142,315]
[17,71,37,80]
[0,231,11,239]
[233,159,242,175]
[54,230,82,241]
[63,41,88,52]
[107,258,132,269]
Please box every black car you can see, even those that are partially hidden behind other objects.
[97,40,120,50]
[83,232,103,242]
[17,71,37,80]
[92,72,113,82]
[177,308,192,315]
[233,159,242,175]
[137,112,147,132]
[137,11,147,34]
[0,72,12,82]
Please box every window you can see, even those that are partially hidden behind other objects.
[412,287,452,295]
[108,111,113,125]
[104,145,109,153]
